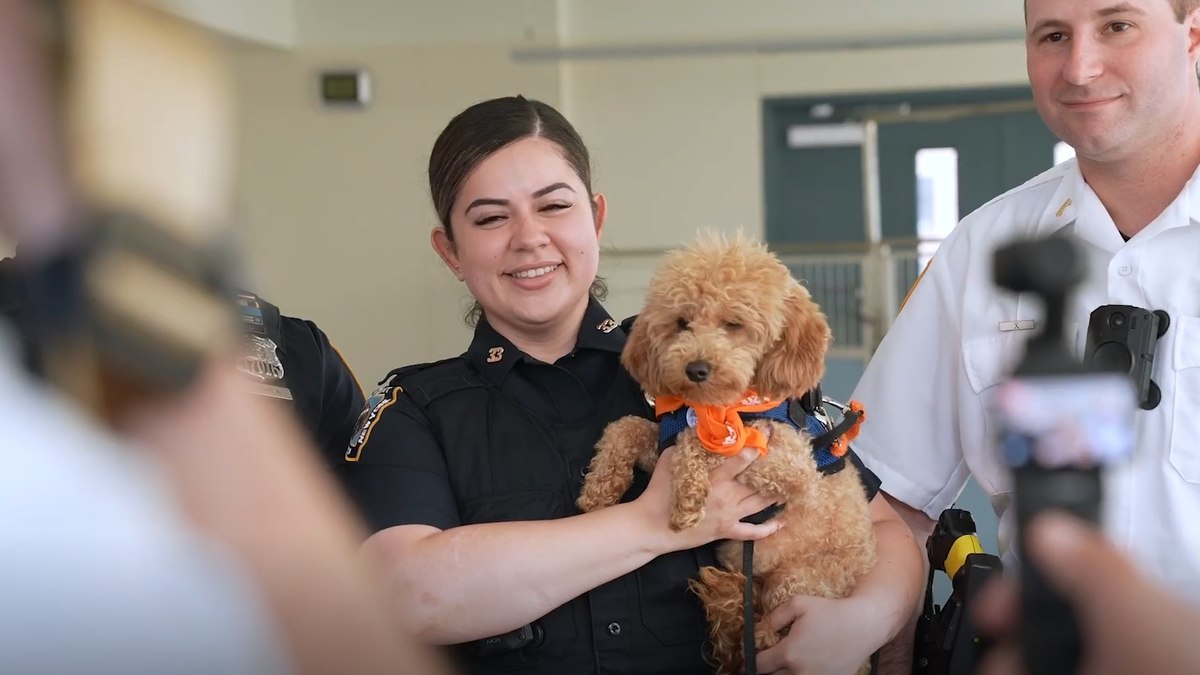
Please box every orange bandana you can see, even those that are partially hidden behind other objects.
[655,392,779,456]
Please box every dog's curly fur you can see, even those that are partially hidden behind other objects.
[577,233,877,675]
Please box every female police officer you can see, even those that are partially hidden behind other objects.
[341,96,924,675]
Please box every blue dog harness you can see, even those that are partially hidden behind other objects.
[654,389,867,675]
[657,398,848,473]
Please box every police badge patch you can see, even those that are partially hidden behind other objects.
[346,375,401,462]
[240,335,293,400]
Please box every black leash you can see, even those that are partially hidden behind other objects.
[740,502,784,675]
[743,540,756,675]
[738,393,860,675]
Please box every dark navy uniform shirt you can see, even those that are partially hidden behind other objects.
[277,313,365,469]
[342,300,720,675]
[343,301,629,530]
[0,266,362,471]
[236,293,365,471]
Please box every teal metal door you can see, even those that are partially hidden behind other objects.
[763,87,1063,556]
[764,86,1060,395]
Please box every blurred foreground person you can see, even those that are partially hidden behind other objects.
[0,2,449,674]
[974,513,1200,675]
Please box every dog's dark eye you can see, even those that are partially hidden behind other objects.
[724,321,743,331]
[676,318,691,332]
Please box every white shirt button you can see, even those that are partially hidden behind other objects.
[1118,264,1132,277]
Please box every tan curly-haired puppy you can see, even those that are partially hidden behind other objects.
[577,233,876,675]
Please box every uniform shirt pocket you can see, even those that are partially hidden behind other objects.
[1170,316,1200,483]
[962,334,1026,495]
[635,547,712,647]
[963,334,1025,395]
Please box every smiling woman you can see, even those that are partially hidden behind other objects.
[428,97,608,343]
[339,96,925,675]
[430,133,606,362]
[338,95,791,675]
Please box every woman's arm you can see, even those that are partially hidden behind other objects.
[365,448,779,645]
[874,494,937,674]
[851,493,927,646]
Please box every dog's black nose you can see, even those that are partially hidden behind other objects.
[685,361,711,383]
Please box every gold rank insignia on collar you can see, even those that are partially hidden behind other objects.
[597,319,618,333]
[487,347,504,363]
[1056,198,1072,218]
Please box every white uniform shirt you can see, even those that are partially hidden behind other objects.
[0,330,293,675]
[852,159,1200,604]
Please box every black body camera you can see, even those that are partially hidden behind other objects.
[991,233,1138,675]
[1084,305,1169,409]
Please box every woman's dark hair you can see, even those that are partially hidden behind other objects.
[428,95,606,326]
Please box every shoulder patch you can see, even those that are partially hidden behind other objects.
[345,374,401,462]
[972,161,1071,215]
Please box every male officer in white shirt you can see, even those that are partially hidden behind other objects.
[853,0,1200,666]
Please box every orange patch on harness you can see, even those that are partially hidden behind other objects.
[830,400,867,458]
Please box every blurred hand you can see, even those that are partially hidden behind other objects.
[125,360,452,675]
[975,512,1200,675]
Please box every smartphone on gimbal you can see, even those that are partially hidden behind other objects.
[990,233,1138,675]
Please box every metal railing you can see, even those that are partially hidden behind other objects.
[602,239,930,361]
[783,252,865,355]
[776,240,925,360]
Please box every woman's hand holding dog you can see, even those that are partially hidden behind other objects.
[633,447,781,554]
[755,594,879,675]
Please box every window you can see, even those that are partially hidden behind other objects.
[915,147,959,268]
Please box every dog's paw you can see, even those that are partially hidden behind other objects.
[669,505,704,531]
[754,620,781,650]
[576,472,622,512]
[635,447,660,473]
[749,419,774,443]
[576,485,617,513]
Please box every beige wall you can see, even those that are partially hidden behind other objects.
[151,0,296,46]
[291,0,1022,48]
[293,0,560,48]
[231,2,1031,387]
[578,40,1027,325]
[559,0,1020,44]
[233,43,562,383]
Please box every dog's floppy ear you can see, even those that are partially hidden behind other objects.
[620,314,655,389]
[754,281,831,400]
